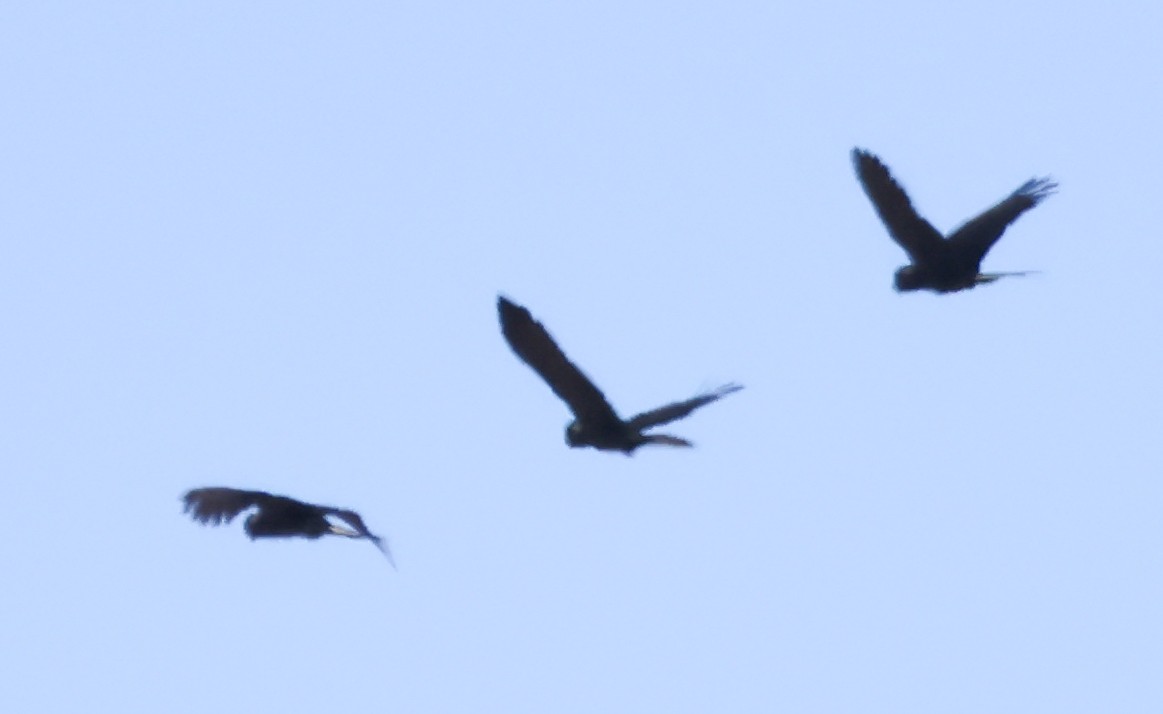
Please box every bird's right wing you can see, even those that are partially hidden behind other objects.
[182,487,271,526]
[852,148,945,264]
[947,177,1057,265]
[626,383,743,430]
[497,296,620,424]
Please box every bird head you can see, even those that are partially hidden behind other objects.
[243,512,261,540]
[893,265,925,292]
[564,421,584,448]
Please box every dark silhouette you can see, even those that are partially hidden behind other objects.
[852,148,1056,293]
[182,487,395,567]
[497,295,742,454]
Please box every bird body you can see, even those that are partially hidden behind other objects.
[852,148,1056,293]
[497,295,741,454]
[241,497,342,539]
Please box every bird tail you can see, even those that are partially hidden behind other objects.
[642,434,693,448]
[976,270,1040,284]
[328,523,397,569]
[372,537,398,570]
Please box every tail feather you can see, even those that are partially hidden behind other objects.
[643,434,693,448]
[328,523,397,569]
[371,536,397,570]
[976,270,1040,284]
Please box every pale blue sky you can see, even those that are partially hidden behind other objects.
[2,2,1161,712]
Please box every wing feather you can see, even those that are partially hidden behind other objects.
[497,296,620,424]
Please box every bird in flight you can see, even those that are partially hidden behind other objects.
[497,295,742,454]
[182,487,395,567]
[852,148,1057,293]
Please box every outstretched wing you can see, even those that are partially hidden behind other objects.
[852,148,945,264]
[497,295,620,424]
[626,383,743,431]
[327,509,396,569]
[182,487,273,526]
[947,177,1057,266]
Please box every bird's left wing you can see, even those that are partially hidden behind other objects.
[852,148,945,264]
[498,296,621,425]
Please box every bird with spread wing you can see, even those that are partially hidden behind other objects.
[182,487,395,567]
[498,295,742,454]
[852,148,1056,293]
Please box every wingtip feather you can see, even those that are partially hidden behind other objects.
[1014,177,1058,203]
[714,382,744,397]
[497,294,532,326]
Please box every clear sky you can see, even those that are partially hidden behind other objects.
[2,2,1160,712]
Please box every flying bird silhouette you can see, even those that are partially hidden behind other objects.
[852,148,1057,293]
[182,487,395,567]
[497,295,742,454]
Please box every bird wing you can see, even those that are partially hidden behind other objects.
[497,296,620,424]
[327,509,396,569]
[626,383,743,431]
[182,487,274,526]
[852,149,945,264]
[947,177,1057,266]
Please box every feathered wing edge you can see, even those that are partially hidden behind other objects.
[1013,177,1058,204]
[182,487,271,527]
